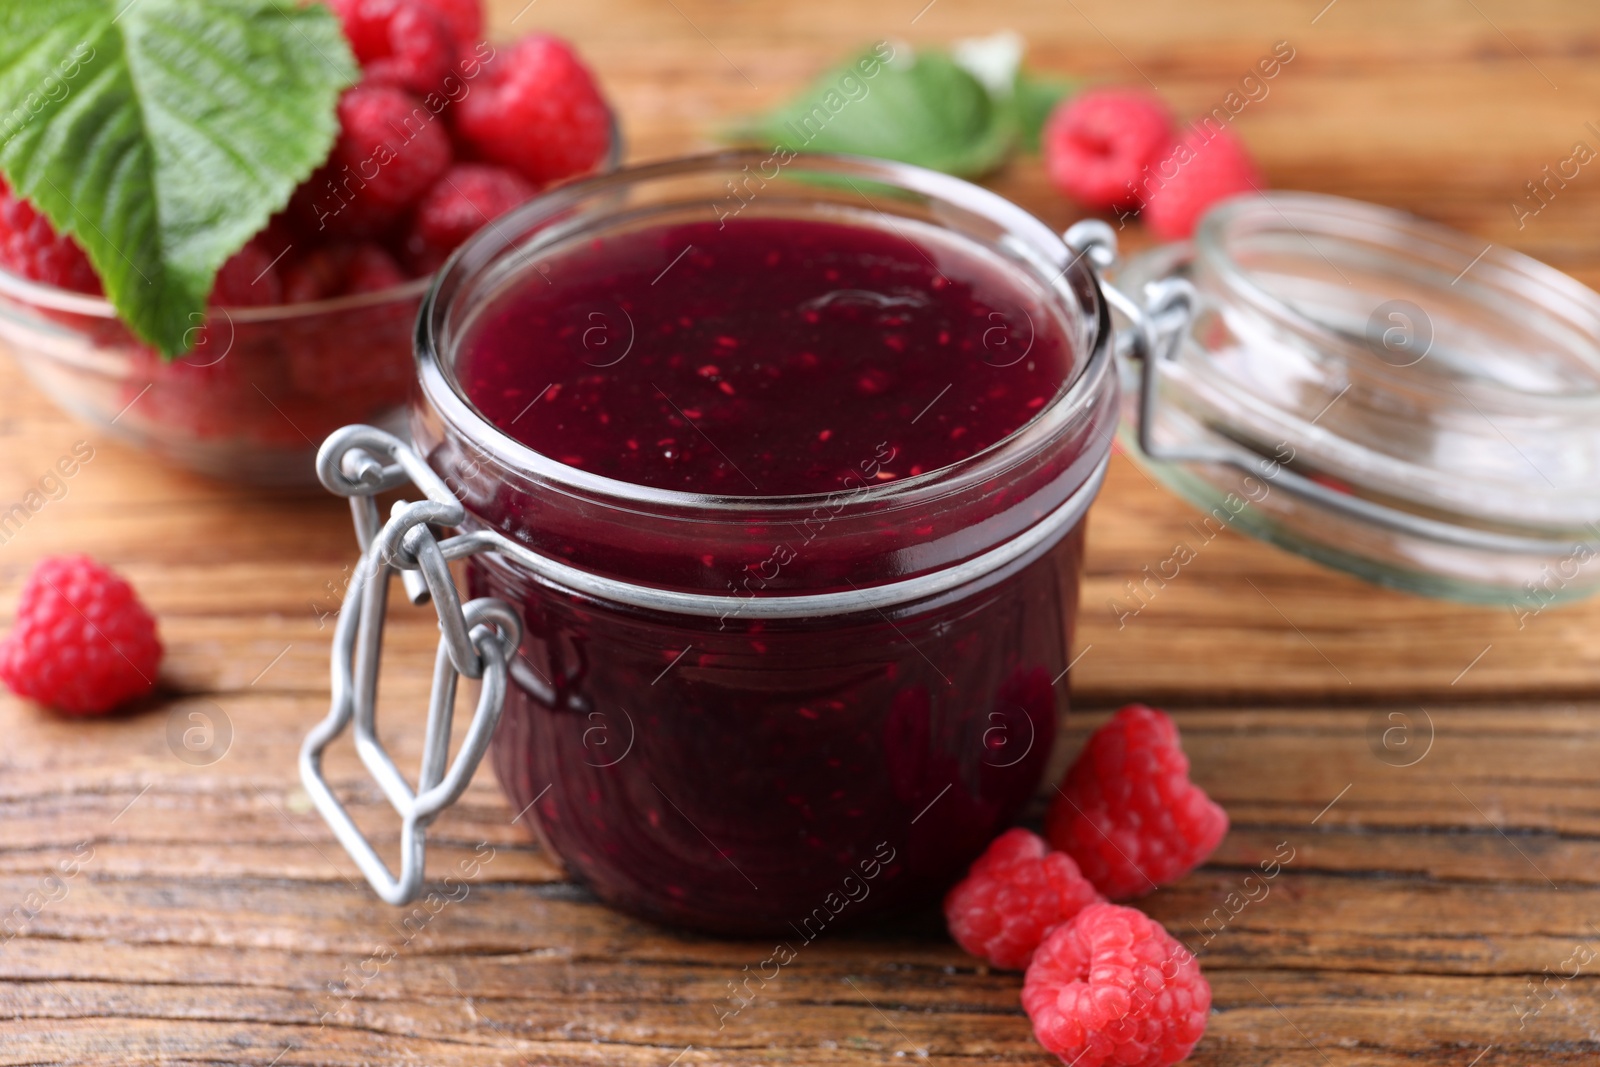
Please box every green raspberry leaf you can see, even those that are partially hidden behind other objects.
[733,44,1019,179]
[0,0,357,356]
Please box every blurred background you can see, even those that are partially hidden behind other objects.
[537,0,1600,280]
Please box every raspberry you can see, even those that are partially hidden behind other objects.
[414,0,482,48]
[402,163,538,273]
[1044,88,1175,212]
[282,242,406,302]
[290,82,453,238]
[1045,705,1228,900]
[1140,125,1264,240]
[944,828,1103,970]
[344,242,408,292]
[1023,903,1210,1067]
[283,248,345,303]
[0,555,162,716]
[211,238,284,307]
[452,35,611,187]
[0,182,102,294]
[330,0,458,97]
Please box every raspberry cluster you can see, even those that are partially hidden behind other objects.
[1043,87,1263,239]
[945,705,1227,1066]
[0,0,610,305]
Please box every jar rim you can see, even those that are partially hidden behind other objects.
[0,261,434,321]
[415,150,1113,515]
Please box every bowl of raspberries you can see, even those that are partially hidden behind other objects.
[0,0,618,486]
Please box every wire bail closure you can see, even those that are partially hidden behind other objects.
[299,425,522,906]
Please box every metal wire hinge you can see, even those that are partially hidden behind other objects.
[299,425,522,906]
[1063,220,1216,465]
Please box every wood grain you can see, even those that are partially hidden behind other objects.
[2,0,1599,1063]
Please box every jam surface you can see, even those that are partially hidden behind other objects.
[458,215,1076,495]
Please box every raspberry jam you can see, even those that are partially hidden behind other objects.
[414,156,1116,935]
[460,217,1073,495]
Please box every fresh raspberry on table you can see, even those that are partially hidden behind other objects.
[211,238,285,307]
[1043,88,1176,212]
[0,555,162,716]
[1045,704,1228,900]
[291,82,453,238]
[282,242,406,302]
[1023,902,1211,1067]
[1140,125,1263,240]
[944,827,1103,970]
[0,182,102,294]
[401,163,539,273]
[452,34,611,186]
[329,0,458,97]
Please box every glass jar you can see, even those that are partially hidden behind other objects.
[1112,191,1600,606]
[301,153,1118,935]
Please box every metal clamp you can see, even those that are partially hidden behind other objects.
[1065,221,1209,461]
[299,425,522,906]
[1063,221,1573,555]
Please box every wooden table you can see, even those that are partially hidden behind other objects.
[3,0,1599,1062]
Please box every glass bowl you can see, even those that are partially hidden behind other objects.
[0,277,428,486]
[0,118,623,488]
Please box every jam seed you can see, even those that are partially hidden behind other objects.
[858,369,891,395]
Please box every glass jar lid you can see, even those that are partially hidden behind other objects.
[1103,191,1600,605]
